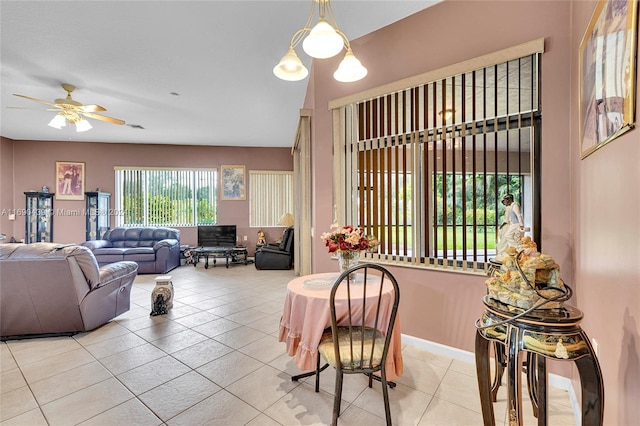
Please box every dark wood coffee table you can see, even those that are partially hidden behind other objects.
[192,247,231,268]
[192,246,250,268]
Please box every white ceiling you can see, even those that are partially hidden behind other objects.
[1,1,437,147]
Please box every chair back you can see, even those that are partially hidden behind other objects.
[327,263,400,374]
[280,226,294,253]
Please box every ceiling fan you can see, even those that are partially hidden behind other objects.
[12,83,125,131]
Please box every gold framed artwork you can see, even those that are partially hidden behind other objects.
[55,161,85,200]
[579,0,638,159]
[221,165,246,200]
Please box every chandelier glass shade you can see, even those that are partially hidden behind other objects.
[334,49,368,82]
[273,0,367,83]
[302,20,344,59]
[273,47,309,81]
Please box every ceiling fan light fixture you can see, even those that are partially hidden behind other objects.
[75,118,92,132]
[302,20,343,59]
[13,84,125,129]
[273,47,309,81]
[333,49,368,83]
[48,114,66,129]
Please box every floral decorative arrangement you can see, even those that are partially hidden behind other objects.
[320,224,379,253]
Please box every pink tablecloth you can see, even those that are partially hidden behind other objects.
[279,272,403,381]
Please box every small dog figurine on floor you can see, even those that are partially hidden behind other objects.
[184,249,196,266]
[150,293,168,316]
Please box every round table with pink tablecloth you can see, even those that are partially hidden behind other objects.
[278,272,403,380]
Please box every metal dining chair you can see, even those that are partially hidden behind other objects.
[315,263,400,425]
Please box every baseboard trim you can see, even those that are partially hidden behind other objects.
[401,334,580,422]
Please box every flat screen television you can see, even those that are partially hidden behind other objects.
[197,225,236,247]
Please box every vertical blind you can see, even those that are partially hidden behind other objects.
[115,167,217,226]
[335,53,541,272]
[249,171,294,227]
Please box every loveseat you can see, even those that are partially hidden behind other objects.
[82,227,180,274]
[0,243,138,339]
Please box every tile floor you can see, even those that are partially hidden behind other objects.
[1,263,577,425]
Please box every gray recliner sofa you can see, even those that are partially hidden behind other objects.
[0,243,138,339]
[82,227,180,274]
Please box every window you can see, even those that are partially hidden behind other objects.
[114,168,217,227]
[332,44,542,273]
[249,170,294,227]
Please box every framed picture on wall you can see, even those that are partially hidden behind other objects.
[55,161,85,200]
[579,0,638,159]
[221,165,246,200]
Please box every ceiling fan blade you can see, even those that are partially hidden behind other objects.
[6,106,59,111]
[78,104,107,112]
[13,94,60,108]
[82,112,125,125]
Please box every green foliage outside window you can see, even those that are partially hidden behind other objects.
[197,198,216,224]
[123,195,143,225]
[148,195,175,225]
[117,169,217,227]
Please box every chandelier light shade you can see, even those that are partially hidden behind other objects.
[334,49,368,83]
[302,20,344,59]
[274,0,367,83]
[273,47,309,81]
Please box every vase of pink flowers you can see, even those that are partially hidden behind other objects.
[321,225,379,280]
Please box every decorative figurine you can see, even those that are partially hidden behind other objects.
[257,229,267,246]
[495,193,525,261]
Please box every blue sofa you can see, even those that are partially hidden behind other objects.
[82,227,180,274]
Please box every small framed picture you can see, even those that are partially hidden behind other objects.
[221,165,246,200]
[55,161,85,200]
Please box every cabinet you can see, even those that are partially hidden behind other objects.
[85,191,111,240]
[24,191,54,243]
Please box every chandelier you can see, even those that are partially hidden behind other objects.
[273,0,368,83]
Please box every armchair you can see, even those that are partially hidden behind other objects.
[1,243,138,339]
[255,227,294,270]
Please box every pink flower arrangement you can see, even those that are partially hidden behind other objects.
[321,225,379,253]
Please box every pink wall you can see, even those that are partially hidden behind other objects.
[1,138,292,252]
[0,138,15,239]
[571,2,640,425]
[306,0,572,351]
